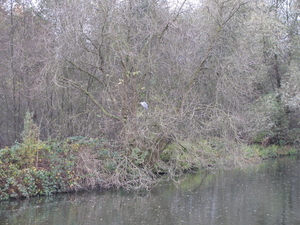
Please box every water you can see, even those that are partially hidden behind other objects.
[1,156,300,225]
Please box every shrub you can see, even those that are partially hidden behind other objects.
[19,112,45,167]
[246,93,288,144]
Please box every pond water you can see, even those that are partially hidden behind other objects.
[1,156,300,225]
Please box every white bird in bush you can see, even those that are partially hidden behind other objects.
[140,102,148,110]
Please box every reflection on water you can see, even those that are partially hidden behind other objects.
[1,156,300,225]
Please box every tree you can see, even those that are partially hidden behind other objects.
[0,0,300,149]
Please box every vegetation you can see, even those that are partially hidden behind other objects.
[0,113,297,200]
[1,0,300,200]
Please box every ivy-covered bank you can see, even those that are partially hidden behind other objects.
[0,113,298,201]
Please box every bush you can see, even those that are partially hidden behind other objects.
[246,93,288,144]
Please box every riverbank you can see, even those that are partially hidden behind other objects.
[0,135,297,201]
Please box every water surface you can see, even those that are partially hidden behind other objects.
[1,156,300,225]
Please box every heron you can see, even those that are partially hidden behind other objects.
[140,102,148,110]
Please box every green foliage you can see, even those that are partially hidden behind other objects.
[131,148,148,165]
[159,138,227,173]
[243,145,261,158]
[0,115,298,201]
[22,112,39,144]
[18,112,45,166]
[281,61,300,109]
[242,144,298,160]
[257,145,279,159]
[0,135,99,200]
[247,93,288,143]
[0,132,298,201]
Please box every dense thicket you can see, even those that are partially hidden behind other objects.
[1,0,300,150]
